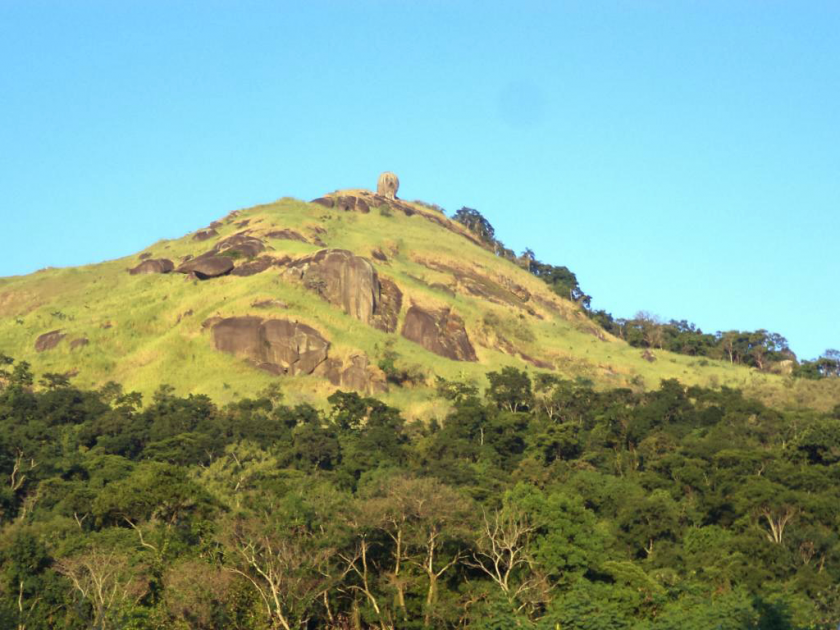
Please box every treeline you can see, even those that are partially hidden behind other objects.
[451,207,838,378]
[1,357,840,628]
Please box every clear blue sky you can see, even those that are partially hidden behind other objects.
[2,1,838,360]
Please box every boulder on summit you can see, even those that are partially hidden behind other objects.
[377,172,400,200]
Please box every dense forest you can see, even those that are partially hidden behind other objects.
[1,354,839,629]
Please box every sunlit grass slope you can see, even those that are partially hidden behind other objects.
[1,193,837,416]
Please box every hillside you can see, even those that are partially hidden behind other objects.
[1,184,836,415]
[2,183,840,630]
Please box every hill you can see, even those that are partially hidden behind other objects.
[1,182,837,415]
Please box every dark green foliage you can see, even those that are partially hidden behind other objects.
[793,349,840,380]
[525,257,591,307]
[486,367,532,413]
[0,358,835,628]
[453,207,496,245]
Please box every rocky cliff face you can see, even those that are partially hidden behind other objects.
[401,306,477,362]
[211,317,329,375]
[284,249,401,332]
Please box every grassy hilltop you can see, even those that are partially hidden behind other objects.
[0,191,835,415]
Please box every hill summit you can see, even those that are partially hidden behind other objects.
[0,175,834,415]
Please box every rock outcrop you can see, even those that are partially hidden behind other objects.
[35,330,65,352]
[285,249,401,332]
[214,233,265,258]
[401,306,477,361]
[193,229,218,241]
[70,338,89,350]
[266,229,309,243]
[375,278,403,333]
[129,259,174,275]
[337,196,370,214]
[320,354,387,395]
[377,172,400,200]
[212,317,329,375]
[231,257,275,277]
[177,256,234,279]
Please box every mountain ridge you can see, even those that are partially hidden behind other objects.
[1,186,837,416]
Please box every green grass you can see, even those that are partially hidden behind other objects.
[1,193,837,417]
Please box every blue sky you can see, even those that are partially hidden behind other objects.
[1,1,838,360]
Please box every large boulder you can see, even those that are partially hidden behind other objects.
[285,249,401,331]
[401,306,477,361]
[212,317,329,375]
[319,354,387,395]
[128,259,174,275]
[177,256,234,279]
[35,330,65,352]
[374,278,403,333]
[231,256,275,277]
[377,172,399,200]
[214,233,265,258]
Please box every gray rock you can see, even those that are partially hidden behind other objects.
[401,306,477,361]
[35,330,65,352]
[129,259,174,275]
[212,316,329,375]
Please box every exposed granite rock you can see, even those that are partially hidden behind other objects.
[371,249,388,262]
[70,337,89,351]
[320,354,387,395]
[266,229,309,243]
[401,306,477,361]
[139,252,152,260]
[35,330,65,352]
[193,229,218,242]
[214,233,265,258]
[177,256,234,279]
[337,196,367,213]
[231,256,274,277]
[311,197,335,208]
[212,316,329,375]
[377,172,399,200]
[285,249,400,330]
[373,278,403,333]
[129,259,174,275]
[417,259,529,309]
